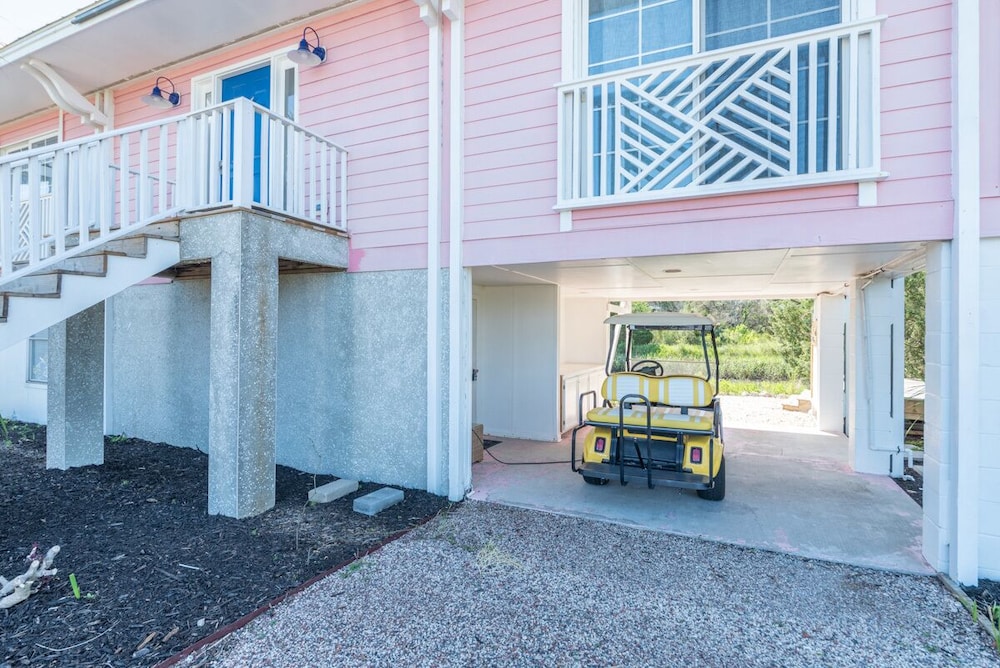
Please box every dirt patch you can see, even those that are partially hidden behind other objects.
[0,421,450,667]
[892,466,923,507]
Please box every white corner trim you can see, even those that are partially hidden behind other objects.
[951,0,981,586]
[857,180,877,207]
[21,59,109,130]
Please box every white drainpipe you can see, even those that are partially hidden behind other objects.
[414,0,444,495]
[444,0,466,501]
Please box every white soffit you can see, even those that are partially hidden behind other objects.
[0,0,366,124]
[471,242,927,300]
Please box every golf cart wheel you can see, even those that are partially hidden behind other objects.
[697,457,726,501]
[583,475,609,486]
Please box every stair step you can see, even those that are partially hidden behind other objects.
[47,254,109,277]
[1,273,61,298]
[82,236,149,259]
[140,221,180,239]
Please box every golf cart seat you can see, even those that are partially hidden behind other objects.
[585,372,717,433]
[586,406,714,433]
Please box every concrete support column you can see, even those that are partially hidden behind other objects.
[207,236,278,518]
[47,302,105,469]
[812,294,848,434]
[847,275,904,476]
[923,242,952,574]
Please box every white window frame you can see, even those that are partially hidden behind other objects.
[27,331,48,384]
[190,50,299,121]
[562,0,874,80]
[1,132,59,156]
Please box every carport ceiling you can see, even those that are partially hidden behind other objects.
[471,242,927,300]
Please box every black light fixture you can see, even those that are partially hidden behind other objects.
[288,26,326,66]
[141,76,181,109]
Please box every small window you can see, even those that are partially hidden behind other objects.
[3,135,58,191]
[27,331,48,384]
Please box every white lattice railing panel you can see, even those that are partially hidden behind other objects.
[0,98,348,285]
[558,19,883,209]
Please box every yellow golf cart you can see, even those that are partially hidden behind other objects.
[571,312,725,500]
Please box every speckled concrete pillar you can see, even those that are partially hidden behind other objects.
[47,302,105,470]
[207,228,279,518]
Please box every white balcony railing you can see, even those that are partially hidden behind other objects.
[0,97,347,283]
[557,19,883,210]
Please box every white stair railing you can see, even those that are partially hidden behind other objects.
[0,97,347,286]
[557,18,883,209]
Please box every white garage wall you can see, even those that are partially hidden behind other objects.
[560,297,609,366]
[0,340,47,424]
[475,285,559,441]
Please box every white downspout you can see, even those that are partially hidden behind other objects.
[414,0,444,495]
[951,0,981,585]
[443,0,466,501]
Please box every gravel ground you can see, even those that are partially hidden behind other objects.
[204,502,999,667]
[721,394,817,430]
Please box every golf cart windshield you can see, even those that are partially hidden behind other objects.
[605,312,719,391]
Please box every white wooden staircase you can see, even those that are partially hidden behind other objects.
[0,97,348,353]
[0,222,180,350]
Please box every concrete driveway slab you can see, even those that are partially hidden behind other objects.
[470,425,930,575]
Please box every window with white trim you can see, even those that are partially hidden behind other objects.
[2,134,59,193]
[586,0,842,76]
[27,331,48,384]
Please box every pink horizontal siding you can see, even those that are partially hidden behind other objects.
[0,110,60,148]
[461,0,562,247]
[0,0,977,269]
[445,0,959,270]
[300,0,429,265]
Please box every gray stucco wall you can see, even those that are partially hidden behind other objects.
[109,268,442,491]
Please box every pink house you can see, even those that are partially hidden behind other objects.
[0,0,994,585]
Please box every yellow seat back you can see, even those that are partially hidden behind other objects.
[601,373,713,409]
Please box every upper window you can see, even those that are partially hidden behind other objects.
[2,134,58,192]
[587,0,841,75]
[704,0,842,50]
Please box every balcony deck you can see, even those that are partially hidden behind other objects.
[0,97,347,286]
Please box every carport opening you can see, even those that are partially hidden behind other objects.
[625,299,813,402]
[898,271,926,507]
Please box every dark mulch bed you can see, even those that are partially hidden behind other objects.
[965,580,1000,626]
[0,421,450,667]
[892,465,923,507]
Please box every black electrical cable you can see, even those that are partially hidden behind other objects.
[473,429,572,466]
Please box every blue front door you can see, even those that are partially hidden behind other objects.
[221,65,271,202]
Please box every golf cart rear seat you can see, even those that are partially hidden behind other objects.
[585,373,716,434]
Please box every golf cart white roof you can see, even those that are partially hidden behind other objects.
[605,312,715,328]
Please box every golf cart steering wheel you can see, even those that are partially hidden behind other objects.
[630,360,663,376]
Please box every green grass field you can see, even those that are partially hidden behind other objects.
[626,326,807,397]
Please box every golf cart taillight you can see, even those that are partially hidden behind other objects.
[691,447,703,464]
[594,437,606,453]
